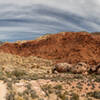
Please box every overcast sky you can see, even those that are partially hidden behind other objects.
[0,0,100,41]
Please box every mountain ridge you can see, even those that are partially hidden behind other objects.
[0,31,100,65]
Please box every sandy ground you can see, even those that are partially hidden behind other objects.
[0,81,7,100]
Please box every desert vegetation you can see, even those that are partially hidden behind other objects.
[0,52,99,100]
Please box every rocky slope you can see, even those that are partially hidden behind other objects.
[0,52,100,100]
[0,32,100,65]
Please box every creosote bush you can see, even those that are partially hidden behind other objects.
[70,93,79,100]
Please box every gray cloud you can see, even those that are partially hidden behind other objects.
[0,0,100,41]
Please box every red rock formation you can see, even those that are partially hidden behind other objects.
[0,32,100,65]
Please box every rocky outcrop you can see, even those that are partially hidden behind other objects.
[0,32,100,65]
[52,62,90,74]
[71,62,90,74]
[52,62,100,75]
[52,63,72,73]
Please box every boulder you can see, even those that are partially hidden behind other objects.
[52,63,72,73]
[71,62,90,74]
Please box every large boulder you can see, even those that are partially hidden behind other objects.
[52,62,91,75]
[52,63,72,73]
[71,62,90,74]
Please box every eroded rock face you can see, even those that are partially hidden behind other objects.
[52,63,72,73]
[71,62,90,74]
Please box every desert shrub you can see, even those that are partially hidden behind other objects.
[55,90,62,98]
[30,90,38,99]
[87,98,92,100]
[38,98,44,100]
[70,93,79,100]
[0,67,3,76]
[73,74,83,79]
[15,96,24,100]
[23,84,38,99]
[55,90,69,100]
[5,68,27,80]
[54,84,62,90]
[95,78,100,82]
[23,95,28,100]
[0,67,5,80]
[17,92,23,97]
[6,92,15,100]
[29,74,40,80]
[7,81,12,90]
[5,71,12,78]
[76,82,83,90]
[11,69,27,79]
[87,91,100,99]
[94,75,100,82]
[41,84,52,96]
[59,94,69,100]
[25,83,32,90]
[23,89,29,95]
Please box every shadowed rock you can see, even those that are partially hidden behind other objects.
[95,64,100,74]
[90,63,100,74]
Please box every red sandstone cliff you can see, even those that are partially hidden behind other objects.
[0,32,100,65]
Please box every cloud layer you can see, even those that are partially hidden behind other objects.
[0,0,100,41]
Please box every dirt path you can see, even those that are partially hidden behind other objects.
[0,81,7,100]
